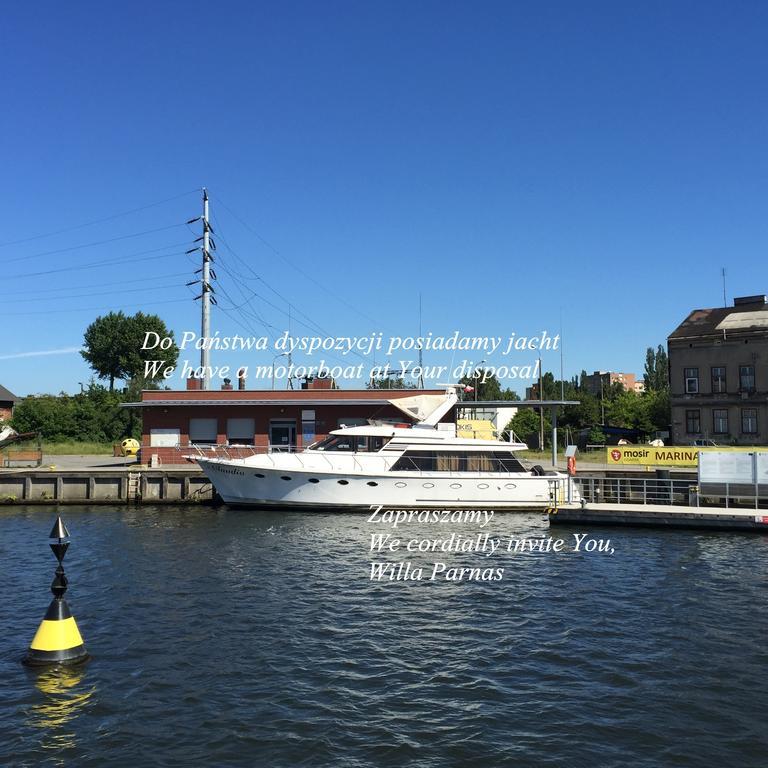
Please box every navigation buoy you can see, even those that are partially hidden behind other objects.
[24,516,89,667]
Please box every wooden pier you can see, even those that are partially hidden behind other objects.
[549,502,768,532]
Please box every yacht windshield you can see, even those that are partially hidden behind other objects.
[309,435,390,452]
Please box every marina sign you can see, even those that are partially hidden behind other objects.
[606,445,767,467]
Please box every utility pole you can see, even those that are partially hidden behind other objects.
[201,189,212,390]
[287,304,294,389]
[538,355,544,452]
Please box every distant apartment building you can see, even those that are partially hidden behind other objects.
[581,371,638,396]
[668,294,768,445]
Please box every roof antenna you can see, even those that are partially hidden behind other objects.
[721,267,727,308]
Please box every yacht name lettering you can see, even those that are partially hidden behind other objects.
[368,506,494,528]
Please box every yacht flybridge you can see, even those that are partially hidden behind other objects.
[193,386,574,509]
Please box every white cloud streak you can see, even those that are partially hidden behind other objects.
[0,347,83,361]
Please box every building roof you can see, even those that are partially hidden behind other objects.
[0,384,19,403]
[124,388,445,409]
[668,299,768,340]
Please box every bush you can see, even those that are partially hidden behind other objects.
[11,383,139,443]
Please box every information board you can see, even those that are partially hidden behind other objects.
[698,451,755,484]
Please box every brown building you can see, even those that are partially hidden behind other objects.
[0,385,19,422]
[127,381,448,464]
[581,371,638,396]
[668,294,768,445]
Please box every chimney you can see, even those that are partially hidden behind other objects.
[186,376,201,391]
[238,371,246,391]
[734,295,767,307]
[304,375,335,390]
[221,378,233,391]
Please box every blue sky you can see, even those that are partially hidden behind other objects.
[2,1,767,396]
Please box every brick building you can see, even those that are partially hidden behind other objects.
[668,294,768,445]
[0,385,18,422]
[126,380,449,464]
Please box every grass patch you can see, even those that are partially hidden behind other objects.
[42,441,114,455]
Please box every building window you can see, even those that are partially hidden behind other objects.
[741,409,758,434]
[739,365,755,392]
[711,366,726,394]
[226,418,255,444]
[685,410,700,434]
[712,409,728,434]
[189,418,218,445]
[149,428,181,447]
[684,368,699,394]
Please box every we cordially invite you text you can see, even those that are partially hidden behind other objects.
[367,506,615,582]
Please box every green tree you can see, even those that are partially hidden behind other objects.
[506,408,551,449]
[644,345,669,392]
[81,311,178,390]
[11,383,140,442]
[459,370,520,401]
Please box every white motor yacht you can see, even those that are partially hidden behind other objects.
[194,386,574,509]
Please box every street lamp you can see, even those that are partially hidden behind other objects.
[474,360,485,403]
[271,352,289,390]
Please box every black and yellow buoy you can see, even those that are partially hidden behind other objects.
[24,516,89,667]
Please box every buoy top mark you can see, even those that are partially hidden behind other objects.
[49,517,70,541]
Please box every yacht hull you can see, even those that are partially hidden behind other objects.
[197,458,571,510]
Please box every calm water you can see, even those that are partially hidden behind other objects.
[0,505,766,767]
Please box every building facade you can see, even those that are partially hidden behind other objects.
[0,385,18,422]
[668,295,768,445]
[581,371,639,396]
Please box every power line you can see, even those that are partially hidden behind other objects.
[0,298,190,316]
[4,243,189,279]
[6,223,189,264]
[4,272,190,297]
[209,191,381,327]
[0,189,199,248]
[2,282,184,304]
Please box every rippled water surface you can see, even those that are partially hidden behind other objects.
[1,505,767,767]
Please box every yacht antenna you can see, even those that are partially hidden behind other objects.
[417,293,424,388]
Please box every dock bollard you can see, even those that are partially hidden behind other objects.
[24,516,89,667]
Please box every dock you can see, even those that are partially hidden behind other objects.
[549,502,768,532]
[0,461,214,505]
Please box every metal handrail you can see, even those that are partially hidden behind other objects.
[575,476,768,509]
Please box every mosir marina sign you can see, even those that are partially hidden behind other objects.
[607,447,700,467]
[607,445,767,467]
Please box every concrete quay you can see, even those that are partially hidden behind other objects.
[0,456,213,505]
[549,502,768,532]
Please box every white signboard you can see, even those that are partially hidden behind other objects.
[150,428,181,448]
[757,453,768,484]
[698,451,755,484]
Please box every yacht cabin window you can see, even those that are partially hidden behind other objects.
[391,450,526,473]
